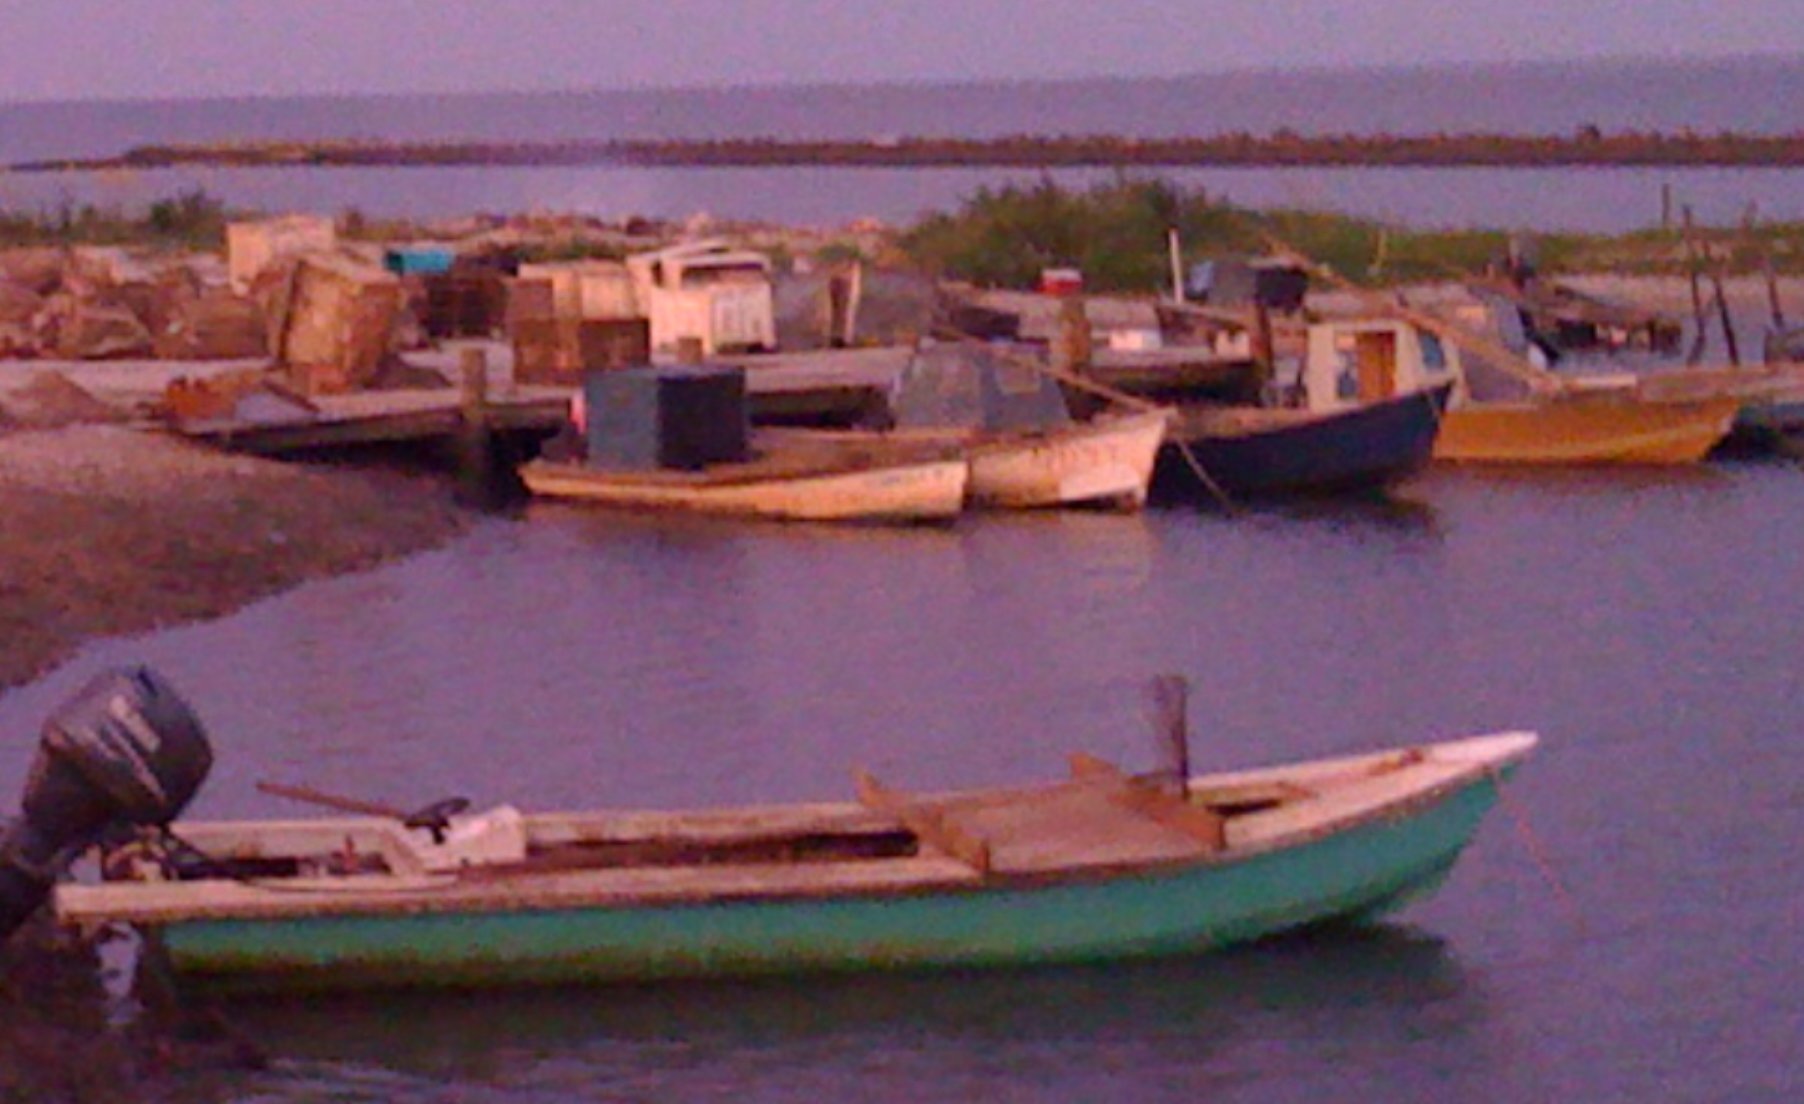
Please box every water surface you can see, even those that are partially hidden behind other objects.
[3,461,1801,1101]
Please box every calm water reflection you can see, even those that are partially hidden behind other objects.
[227,928,1480,1104]
[3,461,1802,1101]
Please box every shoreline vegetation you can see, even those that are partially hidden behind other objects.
[3,178,1801,287]
[12,130,1804,173]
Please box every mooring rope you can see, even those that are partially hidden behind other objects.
[1487,766,1583,932]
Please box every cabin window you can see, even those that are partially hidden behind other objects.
[680,264,768,289]
[1420,332,1449,375]
[1334,349,1359,400]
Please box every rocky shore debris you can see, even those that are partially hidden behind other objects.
[0,245,262,363]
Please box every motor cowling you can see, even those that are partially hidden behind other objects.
[0,666,212,941]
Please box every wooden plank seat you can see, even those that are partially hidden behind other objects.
[1066,752,1227,851]
[854,763,1221,876]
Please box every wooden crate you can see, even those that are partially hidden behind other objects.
[513,318,651,385]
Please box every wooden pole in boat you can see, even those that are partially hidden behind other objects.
[1167,227,1186,303]
[256,780,407,819]
[256,780,470,842]
[987,339,1160,414]
[1148,674,1191,796]
[1252,301,1277,395]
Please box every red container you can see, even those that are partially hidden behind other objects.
[1039,267,1084,296]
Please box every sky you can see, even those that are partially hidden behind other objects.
[1,0,1800,103]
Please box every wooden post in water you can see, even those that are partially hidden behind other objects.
[843,258,864,347]
[1703,213,1742,367]
[1681,206,1708,364]
[1742,203,1788,331]
[457,346,494,502]
[1052,294,1092,374]
[1766,261,1787,333]
[1712,274,1742,366]
[825,270,848,347]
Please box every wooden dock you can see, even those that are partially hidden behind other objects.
[166,346,911,458]
[173,385,571,455]
[164,341,1257,459]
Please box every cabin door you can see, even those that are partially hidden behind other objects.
[1354,332,1398,401]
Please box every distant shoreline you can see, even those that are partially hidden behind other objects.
[14,131,1804,173]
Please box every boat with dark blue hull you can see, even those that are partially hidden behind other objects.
[1155,382,1452,503]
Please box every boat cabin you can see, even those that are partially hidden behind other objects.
[627,239,778,357]
[1299,317,1463,413]
[889,342,1071,433]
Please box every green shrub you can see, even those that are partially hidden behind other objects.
[0,188,230,248]
[899,176,1804,289]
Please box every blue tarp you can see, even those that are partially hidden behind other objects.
[384,246,456,276]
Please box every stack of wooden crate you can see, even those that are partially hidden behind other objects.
[508,261,651,385]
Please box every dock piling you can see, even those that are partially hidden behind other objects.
[457,347,496,503]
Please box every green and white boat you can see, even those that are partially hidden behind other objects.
[56,731,1536,995]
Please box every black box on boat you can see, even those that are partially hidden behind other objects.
[583,365,749,470]
[1185,259,1309,313]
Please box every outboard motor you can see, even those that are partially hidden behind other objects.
[0,666,212,941]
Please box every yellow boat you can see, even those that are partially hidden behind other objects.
[1434,393,1741,464]
[520,429,969,524]
[1299,316,1737,466]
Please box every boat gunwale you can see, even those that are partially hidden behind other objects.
[518,452,969,491]
[55,732,1537,926]
[518,453,970,523]
[1170,380,1452,447]
[754,408,1172,460]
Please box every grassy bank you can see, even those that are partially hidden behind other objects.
[898,177,1804,291]
[0,188,229,251]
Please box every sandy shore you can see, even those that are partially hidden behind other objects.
[0,425,472,693]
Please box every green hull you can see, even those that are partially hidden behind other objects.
[159,775,1502,994]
